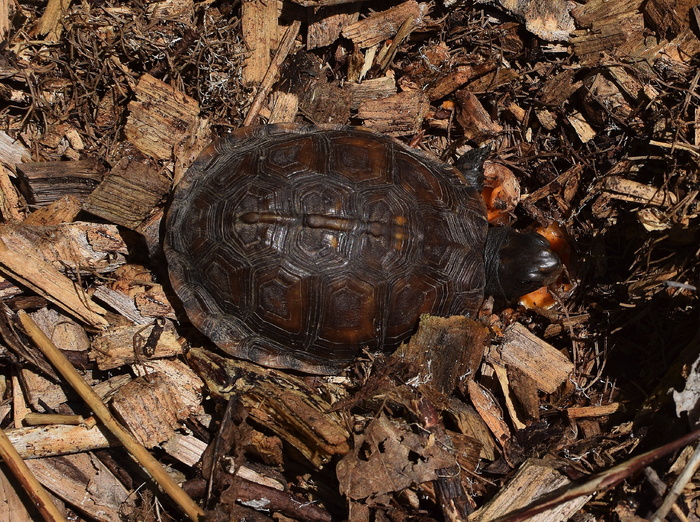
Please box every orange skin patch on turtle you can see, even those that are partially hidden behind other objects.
[519,223,572,309]
[481,162,520,226]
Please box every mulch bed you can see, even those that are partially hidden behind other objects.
[0,0,699,520]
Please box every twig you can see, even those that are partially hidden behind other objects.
[17,310,205,521]
[0,426,67,522]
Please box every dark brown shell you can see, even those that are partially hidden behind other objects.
[164,124,487,374]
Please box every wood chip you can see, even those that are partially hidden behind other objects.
[470,458,591,521]
[0,234,109,328]
[566,110,596,143]
[0,222,128,277]
[455,89,503,141]
[567,403,621,419]
[357,89,429,135]
[241,0,282,85]
[124,73,203,161]
[5,423,116,459]
[90,321,183,370]
[307,4,359,49]
[341,0,427,49]
[0,130,31,172]
[23,195,82,226]
[83,153,170,229]
[348,76,397,109]
[189,348,349,468]
[110,368,200,448]
[467,379,511,446]
[492,323,574,394]
[603,176,678,206]
[392,315,488,394]
[26,453,133,520]
[0,164,23,221]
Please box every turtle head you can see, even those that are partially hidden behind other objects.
[484,226,562,305]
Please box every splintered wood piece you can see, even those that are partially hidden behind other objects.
[570,0,645,64]
[466,68,519,93]
[508,365,541,420]
[538,69,583,106]
[0,130,31,172]
[0,466,39,521]
[489,0,575,42]
[147,0,193,23]
[467,379,510,446]
[34,0,71,39]
[427,65,473,101]
[607,65,657,101]
[0,222,128,277]
[470,458,591,521]
[124,73,202,160]
[341,0,426,48]
[90,321,183,370]
[6,423,116,459]
[134,208,164,260]
[110,372,189,447]
[491,363,526,430]
[134,286,177,319]
[523,165,583,208]
[566,110,596,143]
[241,0,282,85]
[19,367,70,411]
[444,396,497,460]
[267,91,299,124]
[16,160,105,206]
[455,90,503,141]
[243,20,302,126]
[307,4,360,49]
[0,236,108,328]
[0,164,23,221]
[493,323,574,394]
[162,433,207,467]
[643,0,697,35]
[23,195,82,226]
[131,359,203,412]
[392,315,488,394]
[348,76,397,109]
[188,348,350,468]
[603,176,678,206]
[91,286,151,325]
[567,403,621,419]
[83,154,170,229]
[30,308,89,353]
[26,452,133,520]
[356,89,429,135]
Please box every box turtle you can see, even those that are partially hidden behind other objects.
[164,124,561,374]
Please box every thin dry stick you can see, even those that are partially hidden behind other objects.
[0,426,67,522]
[243,20,301,126]
[17,311,205,521]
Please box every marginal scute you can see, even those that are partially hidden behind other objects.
[164,124,488,374]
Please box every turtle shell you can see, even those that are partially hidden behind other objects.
[164,124,488,374]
